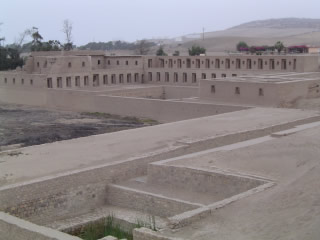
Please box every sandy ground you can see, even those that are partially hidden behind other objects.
[162,125,320,240]
[0,107,318,187]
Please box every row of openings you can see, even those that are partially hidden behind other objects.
[3,77,33,85]
[37,61,87,68]
[148,72,198,83]
[211,85,264,96]
[147,72,238,83]
[153,58,296,70]
[37,60,140,69]
[107,60,139,66]
[47,73,141,88]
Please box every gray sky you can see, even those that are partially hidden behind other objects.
[1,0,320,46]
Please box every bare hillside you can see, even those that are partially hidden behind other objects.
[230,18,320,30]
[162,18,320,54]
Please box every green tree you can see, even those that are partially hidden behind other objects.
[173,50,180,56]
[0,47,23,70]
[188,45,206,56]
[237,41,249,51]
[275,41,285,53]
[156,46,167,56]
[0,23,5,47]
[0,23,23,70]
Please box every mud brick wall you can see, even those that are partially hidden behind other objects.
[147,164,264,201]
[106,185,200,218]
[0,212,81,240]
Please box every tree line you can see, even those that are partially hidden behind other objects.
[0,20,160,70]
[0,20,74,70]
[236,41,285,54]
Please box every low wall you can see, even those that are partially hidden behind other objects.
[106,185,200,218]
[106,86,165,99]
[0,144,190,225]
[147,164,264,201]
[163,86,198,99]
[0,212,81,240]
[0,157,148,225]
[46,89,247,122]
[0,87,47,106]
[105,85,199,100]
[0,87,246,122]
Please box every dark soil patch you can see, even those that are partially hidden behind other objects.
[0,104,158,148]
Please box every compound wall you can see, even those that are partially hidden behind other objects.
[0,87,246,122]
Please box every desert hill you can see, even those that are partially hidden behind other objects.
[230,18,320,30]
[160,18,320,55]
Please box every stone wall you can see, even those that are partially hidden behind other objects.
[0,212,81,240]
[0,144,192,224]
[147,164,264,201]
[106,185,200,218]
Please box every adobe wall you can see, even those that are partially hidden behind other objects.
[0,136,213,225]
[145,55,319,73]
[106,185,199,218]
[300,55,320,72]
[199,78,320,107]
[105,86,198,99]
[147,164,263,201]
[0,212,81,240]
[0,71,46,88]
[32,55,93,74]
[0,86,231,122]
[0,87,47,106]
[163,86,198,99]
[200,79,279,106]
[46,89,246,122]
[106,86,165,98]
[143,69,308,86]
[0,152,156,224]
[277,80,320,106]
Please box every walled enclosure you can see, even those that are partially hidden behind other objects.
[1,51,320,240]
[0,52,319,110]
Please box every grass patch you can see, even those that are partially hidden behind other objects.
[70,215,157,240]
[73,215,132,240]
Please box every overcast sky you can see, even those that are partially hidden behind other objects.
[1,0,320,46]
